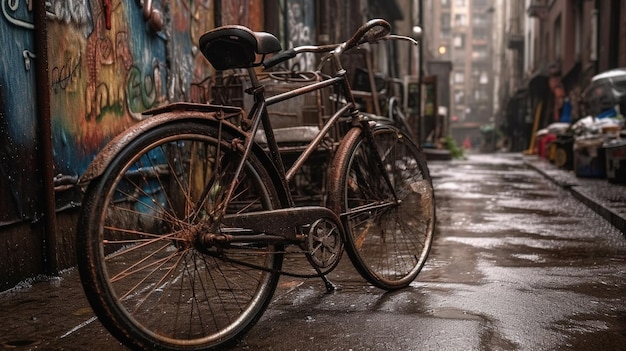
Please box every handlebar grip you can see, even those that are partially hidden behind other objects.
[342,19,391,52]
[263,48,297,69]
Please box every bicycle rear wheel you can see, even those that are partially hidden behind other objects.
[77,121,283,350]
[330,125,435,290]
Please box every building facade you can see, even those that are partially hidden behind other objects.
[497,0,626,152]
[425,0,626,152]
[424,0,496,150]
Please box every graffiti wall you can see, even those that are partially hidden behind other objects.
[286,0,315,70]
[48,0,168,207]
[0,0,220,224]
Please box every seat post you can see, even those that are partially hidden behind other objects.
[246,67,266,103]
[247,67,261,89]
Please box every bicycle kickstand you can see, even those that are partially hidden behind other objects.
[320,273,337,292]
[305,253,337,292]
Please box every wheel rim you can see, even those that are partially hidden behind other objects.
[90,130,281,347]
[344,129,434,287]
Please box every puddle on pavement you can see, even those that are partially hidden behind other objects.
[2,339,41,348]
[428,307,484,321]
[510,253,546,263]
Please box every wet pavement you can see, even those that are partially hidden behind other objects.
[1,153,625,350]
[524,155,626,233]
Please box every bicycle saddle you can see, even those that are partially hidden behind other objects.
[199,25,282,70]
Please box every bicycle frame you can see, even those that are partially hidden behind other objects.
[222,32,418,207]
[212,57,357,245]
[80,20,413,247]
[233,71,352,201]
[75,20,435,351]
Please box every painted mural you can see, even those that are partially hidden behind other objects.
[0,0,310,225]
[48,0,168,182]
[0,0,218,223]
[221,0,262,28]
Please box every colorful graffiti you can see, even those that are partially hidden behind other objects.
[169,0,214,103]
[0,0,227,226]
[287,0,315,71]
[48,0,167,161]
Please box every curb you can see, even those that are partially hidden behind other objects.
[524,156,626,234]
[568,186,626,234]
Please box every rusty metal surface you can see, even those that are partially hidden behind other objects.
[222,206,343,241]
[78,107,242,184]
[327,126,362,213]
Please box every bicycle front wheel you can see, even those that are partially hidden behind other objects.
[330,125,435,290]
[77,121,283,351]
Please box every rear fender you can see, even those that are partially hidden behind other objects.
[327,127,362,214]
[79,104,273,188]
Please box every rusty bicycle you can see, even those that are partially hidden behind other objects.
[76,19,435,351]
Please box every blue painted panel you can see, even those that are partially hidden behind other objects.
[0,0,39,223]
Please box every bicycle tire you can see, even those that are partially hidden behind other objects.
[77,121,283,351]
[329,124,435,290]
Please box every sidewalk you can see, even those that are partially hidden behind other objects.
[523,155,626,234]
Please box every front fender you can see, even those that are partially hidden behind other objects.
[79,103,244,184]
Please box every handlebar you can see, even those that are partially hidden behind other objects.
[263,48,297,69]
[263,18,392,69]
[263,44,339,69]
[339,19,391,54]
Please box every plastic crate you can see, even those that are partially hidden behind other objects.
[604,139,626,183]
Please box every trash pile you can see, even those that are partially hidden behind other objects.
[536,68,626,183]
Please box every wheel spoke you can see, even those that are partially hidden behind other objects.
[77,124,283,350]
[338,126,435,289]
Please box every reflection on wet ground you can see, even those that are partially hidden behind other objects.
[426,154,626,351]
[1,153,625,350]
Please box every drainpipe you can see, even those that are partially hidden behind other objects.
[33,1,58,275]
[214,0,221,27]
[417,0,424,143]
[590,0,598,72]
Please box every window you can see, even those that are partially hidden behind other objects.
[474,89,488,102]
[453,34,465,48]
[454,72,465,84]
[441,13,451,29]
[455,14,467,26]
[454,89,465,104]
[472,45,488,60]
[455,0,465,7]
[479,72,489,85]
[472,15,488,27]
[441,27,451,39]
[473,0,488,7]
[473,28,488,41]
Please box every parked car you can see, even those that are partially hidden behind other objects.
[582,67,626,117]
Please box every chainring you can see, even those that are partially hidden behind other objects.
[306,218,343,273]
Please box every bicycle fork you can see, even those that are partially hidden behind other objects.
[360,119,400,203]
